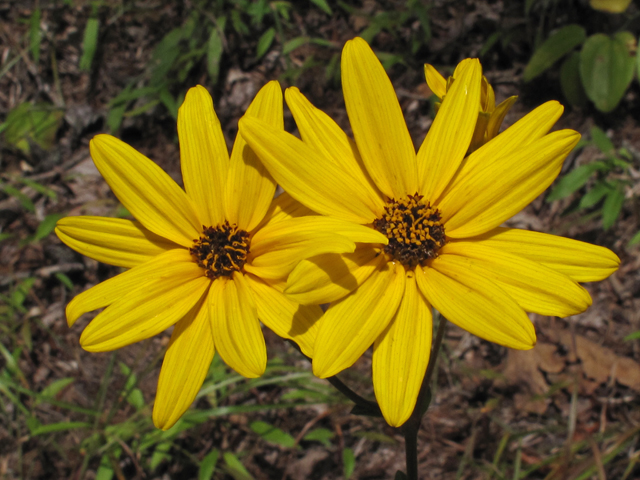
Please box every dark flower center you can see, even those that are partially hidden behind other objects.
[190,222,250,279]
[373,193,446,267]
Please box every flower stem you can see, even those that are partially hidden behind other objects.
[404,315,448,480]
[326,375,380,414]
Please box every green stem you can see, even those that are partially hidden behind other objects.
[404,316,448,480]
[326,375,380,414]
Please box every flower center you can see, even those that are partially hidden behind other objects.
[373,193,446,267]
[190,222,250,279]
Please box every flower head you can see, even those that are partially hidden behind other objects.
[56,82,367,430]
[425,62,517,153]
[239,38,620,427]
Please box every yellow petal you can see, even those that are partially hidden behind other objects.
[417,58,482,200]
[244,273,321,357]
[424,64,447,99]
[210,273,266,378]
[55,216,178,268]
[80,264,209,351]
[442,130,580,238]
[285,87,384,215]
[153,292,213,430]
[416,256,535,349]
[66,248,193,327]
[486,96,517,141]
[226,81,281,232]
[373,274,432,427]
[90,135,200,247]
[442,242,592,317]
[178,85,229,227]
[468,227,620,282]
[285,247,385,305]
[313,261,405,378]
[253,192,316,233]
[342,37,417,198]
[239,116,379,223]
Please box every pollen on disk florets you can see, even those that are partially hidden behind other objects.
[373,193,446,267]
[190,221,250,279]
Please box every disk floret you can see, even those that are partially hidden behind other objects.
[190,221,250,279]
[373,193,446,267]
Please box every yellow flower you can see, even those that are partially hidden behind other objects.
[425,62,517,153]
[55,82,374,430]
[239,38,620,427]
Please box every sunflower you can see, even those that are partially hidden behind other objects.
[425,62,517,153]
[239,38,620,427]
[55,81,376,429]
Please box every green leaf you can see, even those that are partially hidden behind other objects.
[0,184,35,212]
[256,27,276,59]
[624,330,640,341]
[394,471,409,480]
[628,230,640,247]
[79,18,99,71]
[310,0,332,14]
[250,421,296,448]
[303,428,334,447]
[3,102,63,154]
[580,33,635,112]
[342,447,356,479]
[601,185,625,230]
[199,449,219,480]
[523,25,586,82]
[29,8,41,65]
[30,421,91,436]
[150,441,172,470]
[546,162,607,202]
[283,36,310,55]
[39,377,74,401]
[579,182,611,209]
[590,126,615,153]
[34,213,64,242]
[118,362,145,411]
[223,452,254,480]
[207,27,224,84]
[560,52,588,108]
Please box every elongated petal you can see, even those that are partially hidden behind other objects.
[210,273,266,378]
[417,58,482,200]
[226,81,281,231]
[424,64,447,99]
[253,192,316,233]
[285,247,385,305]
[245,274,321,357]
[468,227,620,282]
[56,216,178,268]
[342,37,417,198]
[313,261,405,378]
[436,101,564,204]
[66,248,193,327]
[373,274,432,427]
[178,85,229,227]
[416,256,535,349]
[81,264,209,351]
[442,242,592,317]
[90,135,200,247]
[486,96,517,140]
[153,292,213,430]
[285,87,384,215]
[441,130,580,238]
[240,116,379,223]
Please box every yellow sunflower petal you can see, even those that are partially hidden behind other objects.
[55,216,178,268]
[226,81,281,232]
[210,273,267,378]
[178,85,229,227]
[253,192,316,232]
[416,256,535,349]
[244,274,321,357]
[66,248,192,327]
[285,87,384,215]
[486,96,517,141]
[312,261,405,378]
[80,265,209,352]
[342,37,417,198]
[153,291,213,430]
[372,273,432,427]
[469,227,620,282]
[442,130,580,238]
[239,116,379,223]
[417,58,482,200]
[90,135,200,247]
[285,247,385,305]
[441,242,592,317]
[424,64,447,99]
